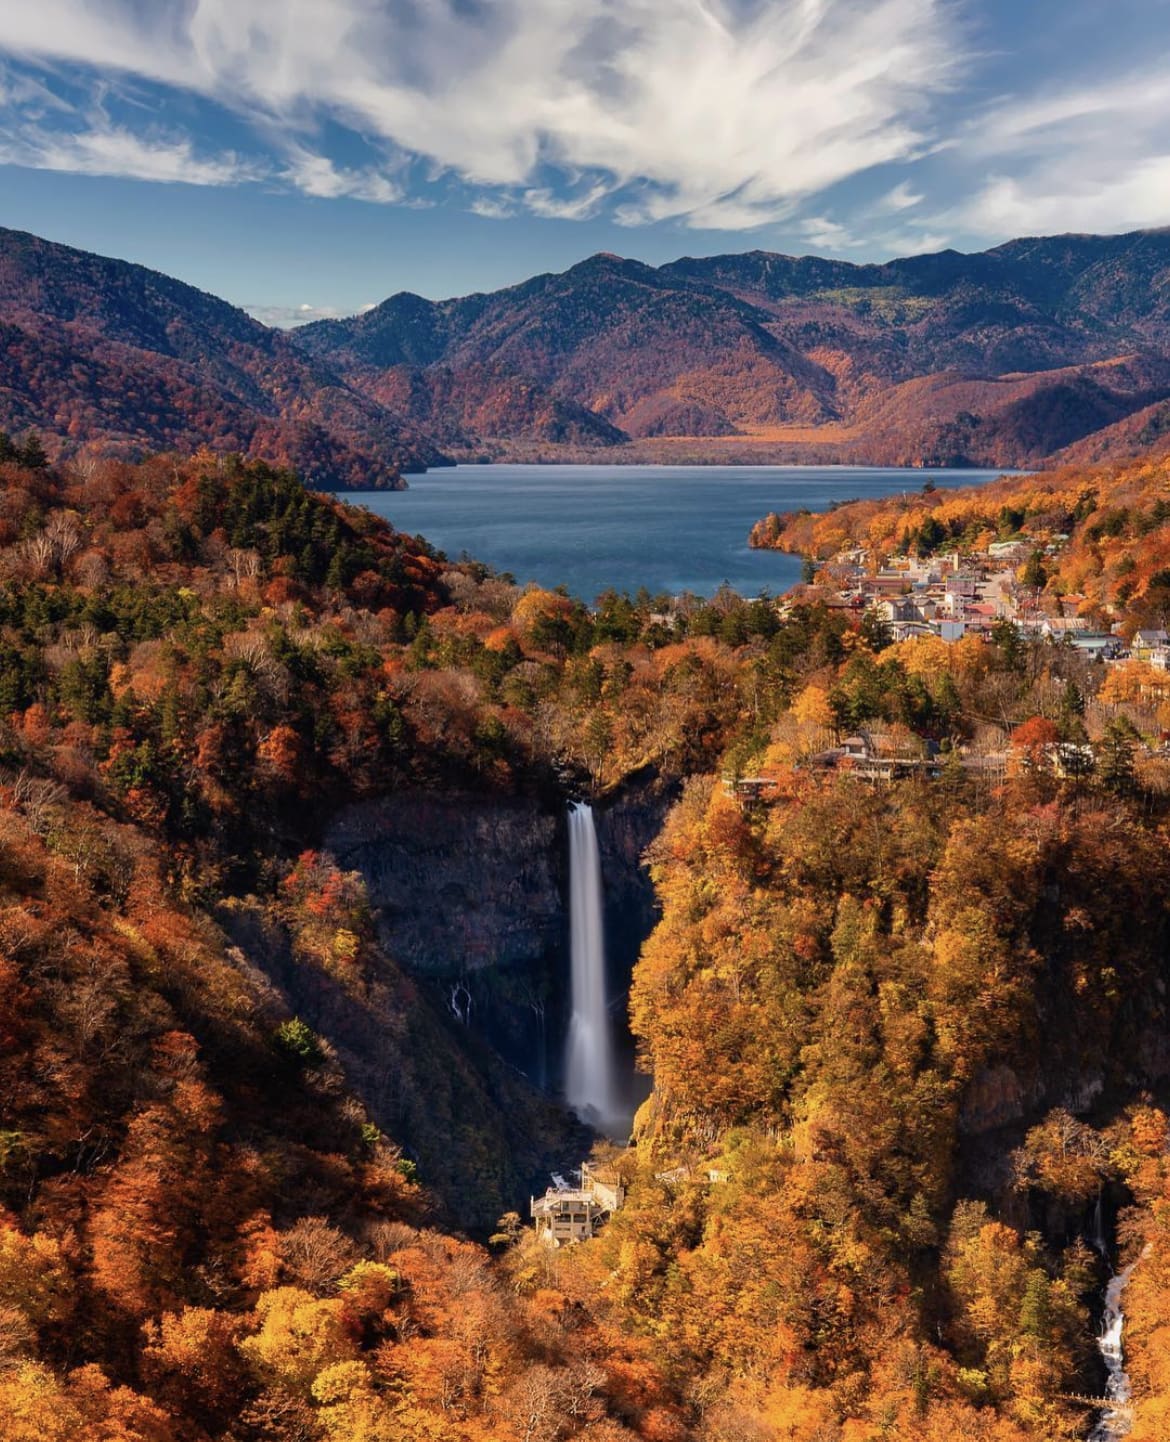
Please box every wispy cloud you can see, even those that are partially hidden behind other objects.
[0,117,261,186]
[948,66,1170,236]
[523,182,612,222]
[2,1,1169,248]
[281,147,403,204]
[878,180,924,213]
[799,216,861,250]
[468,196,515,220]
[0,0,958,227]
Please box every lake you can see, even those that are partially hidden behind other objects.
[346,463,1008,603]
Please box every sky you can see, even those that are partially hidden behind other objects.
[0,0,1168,325]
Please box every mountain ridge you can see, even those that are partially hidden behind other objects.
[0,225,448,488]
[9,225,1170,474]
[294,227,1170,467]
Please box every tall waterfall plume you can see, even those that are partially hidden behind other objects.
[565,802,618,1131]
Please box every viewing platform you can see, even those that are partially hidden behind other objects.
[531,1162,625,1246]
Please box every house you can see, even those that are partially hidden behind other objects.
[833,731,940,782]
[877,597,921,624]
[1049,743,1095,779]
[868,574,913,597]
[889,620,935,643]
[1133,629,1169,659]
[1068,632,1122,660]
[1042,616,1093,640]
[723,775,781,802]
[840,733,873,762]
[945,574,980,600]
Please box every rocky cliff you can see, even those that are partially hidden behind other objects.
[326,775,676,1102]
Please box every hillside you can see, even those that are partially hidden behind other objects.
[0,227,448,489]
[297,229,1170,467]
[749,446,1170,630]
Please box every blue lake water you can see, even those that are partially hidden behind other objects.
[346,463,1008,603]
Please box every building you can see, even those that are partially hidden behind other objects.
[1133,629,1169,659]
[723,775,781,802]
[813,731,941,783]
[531,1162,625,1245]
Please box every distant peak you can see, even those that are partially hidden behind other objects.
[571,251,635,269]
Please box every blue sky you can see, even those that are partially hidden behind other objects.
[0,0,1168,324]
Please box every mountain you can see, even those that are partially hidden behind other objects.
[0,227,449,488]
[297,229,1170,467]
[9,225,1170,477]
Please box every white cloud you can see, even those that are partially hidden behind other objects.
[0,0,958,227]
[246,301,348,328]
[469,196,515,220]
[961,158,1170,237]
[0,60,72,114]
[950,67,1170,237]
[879,180,924,213]
[0,118,260,185]
[523,181,612,221]
[282,146,403,204]
[799,215,861,250]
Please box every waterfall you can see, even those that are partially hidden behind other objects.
[1090,1261,1139,1442]
[565,802,618,1130]
[1092,1190,1107,1258]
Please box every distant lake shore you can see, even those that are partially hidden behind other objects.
[348,463,1009,604]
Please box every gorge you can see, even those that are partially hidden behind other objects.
[321,777,668,1223]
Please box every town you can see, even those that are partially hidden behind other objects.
[793,534,1160,662]
[724,524,1170,797]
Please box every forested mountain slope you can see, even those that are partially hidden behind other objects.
[8,226,1170,477]
[297,229,1170,466]
[0,227,447,488]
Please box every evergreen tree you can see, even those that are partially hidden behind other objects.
[860,608,893,652]
[1021,550,1047,589]
[1098,718,1138,795]
[20,432,48,470]
[1058,679,1088,742]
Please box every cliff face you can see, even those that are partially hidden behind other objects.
[326,776,676,1101]
[328,792,562,978]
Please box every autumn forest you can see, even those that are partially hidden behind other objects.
[3,424,1170,1442]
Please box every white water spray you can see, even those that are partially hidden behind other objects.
[1090,1260,1140,1442]
[565,803,618,1130]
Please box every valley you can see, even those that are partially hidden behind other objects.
[5,1,1170,1436]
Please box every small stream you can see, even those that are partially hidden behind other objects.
[1089,1264,1137,1442]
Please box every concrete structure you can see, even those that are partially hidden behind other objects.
[531,1162,625,1246]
